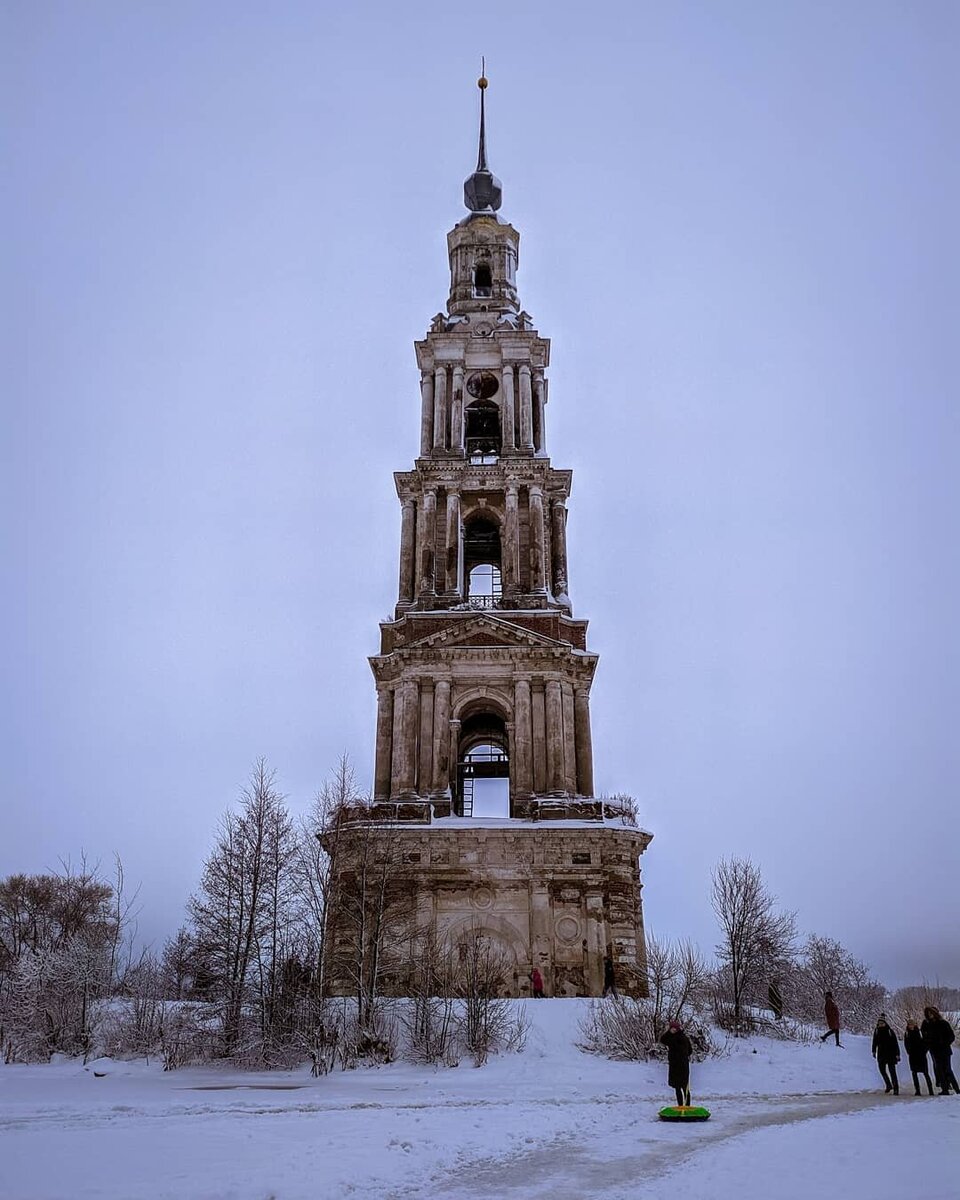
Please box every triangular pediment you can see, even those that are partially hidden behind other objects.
[401,613,566,652]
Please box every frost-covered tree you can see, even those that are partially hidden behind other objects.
[711,856,797,1034]
[790,934,886,1033]
[0,861,121,1061]
[189,760,298,1056]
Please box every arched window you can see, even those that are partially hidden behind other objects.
[474,262,492,298]
[465,399,501,462]
[457,712,510,818]
[464,517,501,606]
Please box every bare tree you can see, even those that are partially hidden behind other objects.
[711,857,796,1034]
[188,760,298,1057]
[791,934,886,1033]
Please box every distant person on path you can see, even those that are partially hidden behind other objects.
[602,955,618,998]
[922,1006,959,1095]
[872,1015,900,1094]
[531,967,545,999]
[904,1020,935,1096]
[659,1019,693,1107]
[820,991,842,1046]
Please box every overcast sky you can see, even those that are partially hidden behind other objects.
[3,1,958,987]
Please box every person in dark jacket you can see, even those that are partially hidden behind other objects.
[602,955,618,998]
[872,1016,900,1094]
[659,1019,693,1107]
[820,991,842,1046]
[904,1020,935,1096]
[922,1006,959,1095]
[531,967,544,999]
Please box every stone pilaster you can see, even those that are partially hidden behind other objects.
[444,489,461,595]
[532,681,547,794]
[574,686,594,797]
[513,678,533,797]
[419,488,437,596]
[503,483,520,594]
[451,366,465,454]
[533,369,547,455]
[395,679,420,796]
[398,497,416,604]
[518,364,534,452]
[433,367,447,451]
[432,680,452,796]
[418,681,435,795]
[419,370,434,456]
[545,678,565,794]
[373,686,394,800]
[528,484,547,594]
[561,681,577,795]
[501,365,516,452]
[551,498,569,602]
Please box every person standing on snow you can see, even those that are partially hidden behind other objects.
[872,1015,900,1094]
[659,1020,693,1107]
[904,1020,935,1096]
[922,1006,959,1095]
[602,955,618,998]
[530,967,545,999]
[820,991,842,1046]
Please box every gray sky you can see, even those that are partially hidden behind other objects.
[3,1,958,987]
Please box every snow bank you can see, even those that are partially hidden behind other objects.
[0,999,956,1199]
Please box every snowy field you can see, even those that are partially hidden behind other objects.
[1,1000,956,1200]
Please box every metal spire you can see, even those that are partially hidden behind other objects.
[464,60,502,213]
[476,57,489,172]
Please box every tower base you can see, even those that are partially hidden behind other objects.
[324,821,652,999]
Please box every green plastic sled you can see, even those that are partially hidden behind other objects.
[658,1105,711,1122]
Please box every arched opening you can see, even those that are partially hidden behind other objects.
[464,516,501,607]
[457,712,510,818]
[465,399,501,463]
[473,261,492,298]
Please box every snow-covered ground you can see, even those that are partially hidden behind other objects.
[1,1001,956,1199]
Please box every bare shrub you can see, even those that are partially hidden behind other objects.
[457,925,529,1066]
[398,930,460,1066]
[887,982,960,1033]
[580,996,720,1062]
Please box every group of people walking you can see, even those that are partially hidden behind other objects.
[657,996,958,1109]
[869,1007,959,1097]
[820,990,958,1097]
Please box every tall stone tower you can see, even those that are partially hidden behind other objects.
[338,76,652,998]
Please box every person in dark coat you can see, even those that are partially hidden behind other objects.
[872,1016,900,1094]
[602,955,618,998]
[904,1020,935,1096]
[922,1006,959,1095]
[530,967,544,999]
[659,1019,693,1107]
[820,991,841,1046]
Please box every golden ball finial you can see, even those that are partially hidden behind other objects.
[478,76,488,89]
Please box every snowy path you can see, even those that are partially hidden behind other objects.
[395,1090,898,1199]
[1,1003,957,1200]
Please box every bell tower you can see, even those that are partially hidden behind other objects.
[336,74,652,998]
